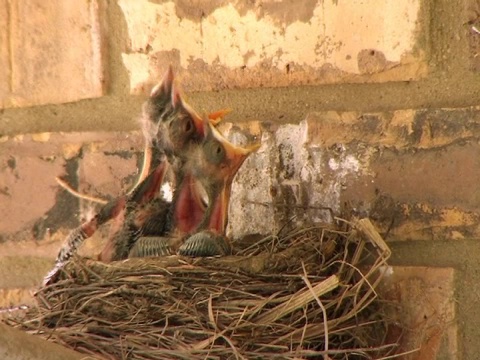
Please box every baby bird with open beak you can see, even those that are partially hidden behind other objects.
[44,68,238,283]
[103,72,232,261]
[177,117,259,256]
[129,116,259,258]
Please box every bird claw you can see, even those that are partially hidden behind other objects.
[178,231,231,257]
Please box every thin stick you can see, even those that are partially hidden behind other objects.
[56,177,108,204]
[127,143,152,195]
[376,347,421,360]
[55,143,152,204]
[301,262,330,360]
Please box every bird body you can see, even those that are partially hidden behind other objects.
[44,67,259,285]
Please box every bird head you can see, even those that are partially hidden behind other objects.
[187,118,260,234]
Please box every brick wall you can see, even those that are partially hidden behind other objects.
[2,1,480,358]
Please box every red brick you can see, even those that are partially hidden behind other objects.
[380,267,458,360]
[0,147,65,237]
[79,150,138,199]
[0,132,142,244]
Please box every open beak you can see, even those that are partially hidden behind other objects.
[171,120,259,236]
[145,68,258,237]
[206,118,260,183]
[200,119,260,233]
[129,159,170,206]
[172,173,207,234]
[206,186,229,233]
[207,108,232,125]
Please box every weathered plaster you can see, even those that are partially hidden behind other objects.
[119,0,423,91]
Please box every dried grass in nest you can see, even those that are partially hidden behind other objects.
[8,218,397,359]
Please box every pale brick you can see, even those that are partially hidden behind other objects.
[0,239,61,261]
[0,0,9,106]
[118,0,427,93]
[0,322,85,359]
[380,267,458,360]
[0,256,52,289]
[1,0,103,109]
[0,255,53,312]
[0,288,35,309]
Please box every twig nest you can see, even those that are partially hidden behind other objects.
[8,218,396,359]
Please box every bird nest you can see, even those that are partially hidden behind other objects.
[9,218,397,359]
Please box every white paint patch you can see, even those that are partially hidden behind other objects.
[274,120,312,186]
[328,158,340,171]
[328,155,360,176]
[161,182,173,202]
[379,265,394,278]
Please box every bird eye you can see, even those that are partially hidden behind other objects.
[184,119,192,133]
[205,139,225,165]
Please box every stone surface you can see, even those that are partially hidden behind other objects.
[380,266,458,360]
[0,0,103,109]
[118,0,427,93]
[225,108,480,242]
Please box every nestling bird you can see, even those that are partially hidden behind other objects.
[177,117,259,256]
[130,116,259,257]
[101,70,232,261]
[43,67,255,285]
